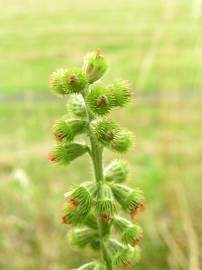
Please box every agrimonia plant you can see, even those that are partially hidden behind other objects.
[48,50,145,270]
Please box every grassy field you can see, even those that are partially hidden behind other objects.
[0,0,202,269]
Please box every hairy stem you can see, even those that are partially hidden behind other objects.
[84,93,113,270]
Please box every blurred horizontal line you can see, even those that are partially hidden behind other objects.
[0,91,202,104]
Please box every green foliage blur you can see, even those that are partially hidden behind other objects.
[0,0,201,269]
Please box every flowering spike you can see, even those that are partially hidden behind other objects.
[48,51,144,270]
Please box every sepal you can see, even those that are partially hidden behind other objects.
[83,213,98,230]
[104,159,128,183]
[83,50,108,83]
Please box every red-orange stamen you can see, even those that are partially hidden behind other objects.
[54,133,62,142]
[68,75,77,84]
[130,208,138,220]
[95,49,101,57]
[48,152,55,162]
[122,264,129,270]
[99,215,111,222]
[139,203,145,212]
[61,216,66,224]
[132,239,139,247]
[68,199,77,211]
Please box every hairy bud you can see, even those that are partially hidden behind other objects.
[48,69,67,96]
[70,227,99,248]
[110,130,133,153]
[87,84,114,115]
[66,94,87,118]
[108,80,132,107]
[51,142,89,165]
[111,184,145,218]
[96,184,116,220]
[62,68,88,93]
[53,118,87,142]
[83,50,108,83]
[104,159,129,183]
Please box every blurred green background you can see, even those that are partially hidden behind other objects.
[0,0,202,269]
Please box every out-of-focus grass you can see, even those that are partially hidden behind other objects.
[1,0,202,93]
[0,0,202,269]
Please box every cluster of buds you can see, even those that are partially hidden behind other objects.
[48,50,145,270]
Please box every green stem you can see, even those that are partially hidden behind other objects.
[89,133,113,270]
[83,93,113,270]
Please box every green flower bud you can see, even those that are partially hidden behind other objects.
[83,50,108,83]
[96,184,116,220]
[71,185,93,215]
[104,159,129,183]
[108,80,131,107]
[62,68,88,93]
[121,224,143,246]
[92,120,132,152]
[52,142,89,165]
[113,217,143,245]
[92,119,119,146]
[53,118,87,142]
[112,245,141,269]
[110,130,133,153]
[66,94,87,118]
[48,68,67,96]
[87,84,114,115]
[69,227,99,248]
[63,185,92,225]
[111,184,145,213]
